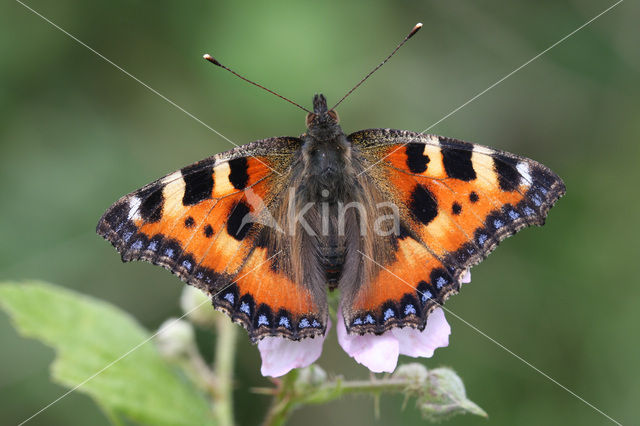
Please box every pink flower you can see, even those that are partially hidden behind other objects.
[257,272,469,376]
[337,307,450,373]
[258,319,330,377]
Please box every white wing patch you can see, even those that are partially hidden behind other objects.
[127,196,141,221]
[516,162,532,185]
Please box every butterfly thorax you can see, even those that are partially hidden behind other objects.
[301,94,354,201]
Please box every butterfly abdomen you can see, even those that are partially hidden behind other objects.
[319,241,346,289]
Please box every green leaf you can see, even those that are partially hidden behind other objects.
[0,281,215,426]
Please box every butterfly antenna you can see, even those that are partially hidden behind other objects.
[331,22,422,111]
[203,54,312,113]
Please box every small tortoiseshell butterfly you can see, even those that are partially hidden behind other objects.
[97,24,564,342]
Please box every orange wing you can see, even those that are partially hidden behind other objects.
[345,129,565,334]
[97,138,325,341]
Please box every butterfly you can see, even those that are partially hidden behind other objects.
[97,24,565,343]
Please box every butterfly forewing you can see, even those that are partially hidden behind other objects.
[344,129,565,333]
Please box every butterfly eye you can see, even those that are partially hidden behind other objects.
[305,113,316,128]
[327,109,339,123]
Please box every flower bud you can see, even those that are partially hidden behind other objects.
[393,362,428,385]
[296,364,328,388]
[418,367,487,421]
[180,285,218,327]
[155,317,196,361]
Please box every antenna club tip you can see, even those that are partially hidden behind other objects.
[408,22,423,38]
[203,54,221,66]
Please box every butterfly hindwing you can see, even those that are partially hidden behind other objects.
[344,227,456,334]
[344,128,565,334]
[97,137,327,341]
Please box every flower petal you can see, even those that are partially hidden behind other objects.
[337,310,400,373]
[257,320,330,377]
[392,307,450,358]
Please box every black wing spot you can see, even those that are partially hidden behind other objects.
[469,191,479,203]
[405,143,430,174]
[184,216,195,228]
[227,201,253,240]
[182,164,214,206]
[493,156,520,191]
[139,188,164,223]
[228,158,249,190]
[409,184,438,225]
[204,224,214,238]
[441,147,476,181]
[452,202,462,215]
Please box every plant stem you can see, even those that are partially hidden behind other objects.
[262,375,410,425]
[262,371,298,426]
[212,315,237,426]
[323,378,408,395]
[185,346,219,395]
[263,396,294,426]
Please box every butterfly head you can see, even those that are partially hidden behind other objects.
[305,94,341,139]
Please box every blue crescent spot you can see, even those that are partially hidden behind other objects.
[383,308,395,321]
[258,314,269,326]
[131,240,143,250]
[404,304,417,315]
[148,241,158,251]
[353,318,363,326]
[164,248,174,258]
[523,206,535,216]
[478,233,488,245]
[240,301,250,315]
[312,319,321,328]
[278,316,291,328]
[223,293,234,304]
[421,290,432,302]
[493,219,504,229]
[299,318,310,328]
[508,210,520,220]
[182,260,192,271]
[436,276,447,289]
[364,314,375,324]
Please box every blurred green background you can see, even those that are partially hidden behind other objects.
[1,0,638,424]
